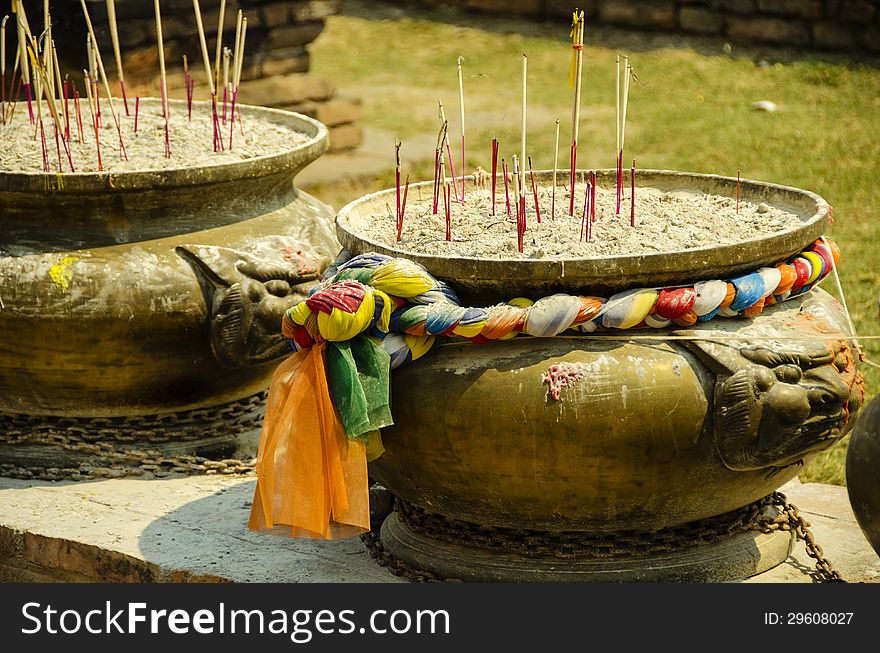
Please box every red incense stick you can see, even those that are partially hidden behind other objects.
[395,141,401,229]
[630,159,636,227]
[568,140,577,215]
[134,96,139,132]
[581,181,589,242]
[445,141,461,204]
[24,82,34,124]
[54,123,63,172]
[490,138,498,216]
[517,196,525,253]
[432,148,440,215]
[398,174,410,242]
[528,157,541,224]
[444,183,452,241]
[502,159,511,216]
[616,151,623,216]
[39,119,49,172]
[736,169,741,214]
[73,89,84,143]
[590,171,596,223]
[62,79,70,142]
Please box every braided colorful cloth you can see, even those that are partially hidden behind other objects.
[249,239,839,539]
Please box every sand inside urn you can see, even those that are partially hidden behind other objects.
[0,101,309,174]
[350,179,807,259]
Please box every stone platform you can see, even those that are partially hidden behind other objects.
[0,476,877,583]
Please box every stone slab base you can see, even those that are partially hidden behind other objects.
[0,477,876,583]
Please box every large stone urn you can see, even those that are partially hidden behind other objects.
[337,170,865,581]
[0,100,338,477]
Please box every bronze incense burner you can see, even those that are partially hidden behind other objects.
[338,170,865,581]
[0,100,338,477]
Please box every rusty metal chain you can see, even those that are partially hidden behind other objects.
[360,530,461,583]
[361,492,844,583]
[0,394,266,481]
[0,392,266,445]
[763,491,844,583]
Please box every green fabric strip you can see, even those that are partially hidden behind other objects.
[326,336,393,440]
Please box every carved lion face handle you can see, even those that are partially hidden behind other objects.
[686,339,862,472]
[177,243,320,368]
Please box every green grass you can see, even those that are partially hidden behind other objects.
[308,2,880,485]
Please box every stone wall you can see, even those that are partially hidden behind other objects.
[6,0,361,151]
[412,1,880,53]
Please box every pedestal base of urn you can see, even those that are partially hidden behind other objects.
[0,392,266,481]
[379,505,794,583]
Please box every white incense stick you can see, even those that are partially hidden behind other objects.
[213,0,227,92]
[552,118,560,218]
[231,10,242,88]
[570,12,584,152]
[105,0,128,113]
[457,55,465,201]
[616,53,620,168]
[79,0,125,156]
[191,0,216,96]
[152,0,169,117]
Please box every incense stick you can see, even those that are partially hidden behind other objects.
[73,85,84,143]
[152,0,170,157]
[229,14,247,148]
[491,137,498,216]
[51,42,67,141]
[529,156,541,224]
[615,53,621,214]
[214,0,227,93]
[83,70,103,171]
[619,59,632,216]
[631,159,636,227]
[183,55,192,120]
[105,0,129,115]
[438,101,460,202]
[457,55,465,202]
[395,140,401,231]
[222,48,231,123]
[552,118,559,220]
[1,15,7,124]
[444,182,452,242]
[737,169,741,214]
[14,1,33,124]
[520,53,527,210]
[569,11,584,216]
[513,155,524,253]
[502,159,511,217]
[79,0,128,160]
[192,0,223,151]
[134,96,139,132]
[399,174,410,242]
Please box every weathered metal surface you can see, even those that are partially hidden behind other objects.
[847,395,880,558]
[0,101,338,437]
[369,290,863,537]
[336,170,830,304]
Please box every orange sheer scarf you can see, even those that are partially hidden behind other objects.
[248,342,370,539]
